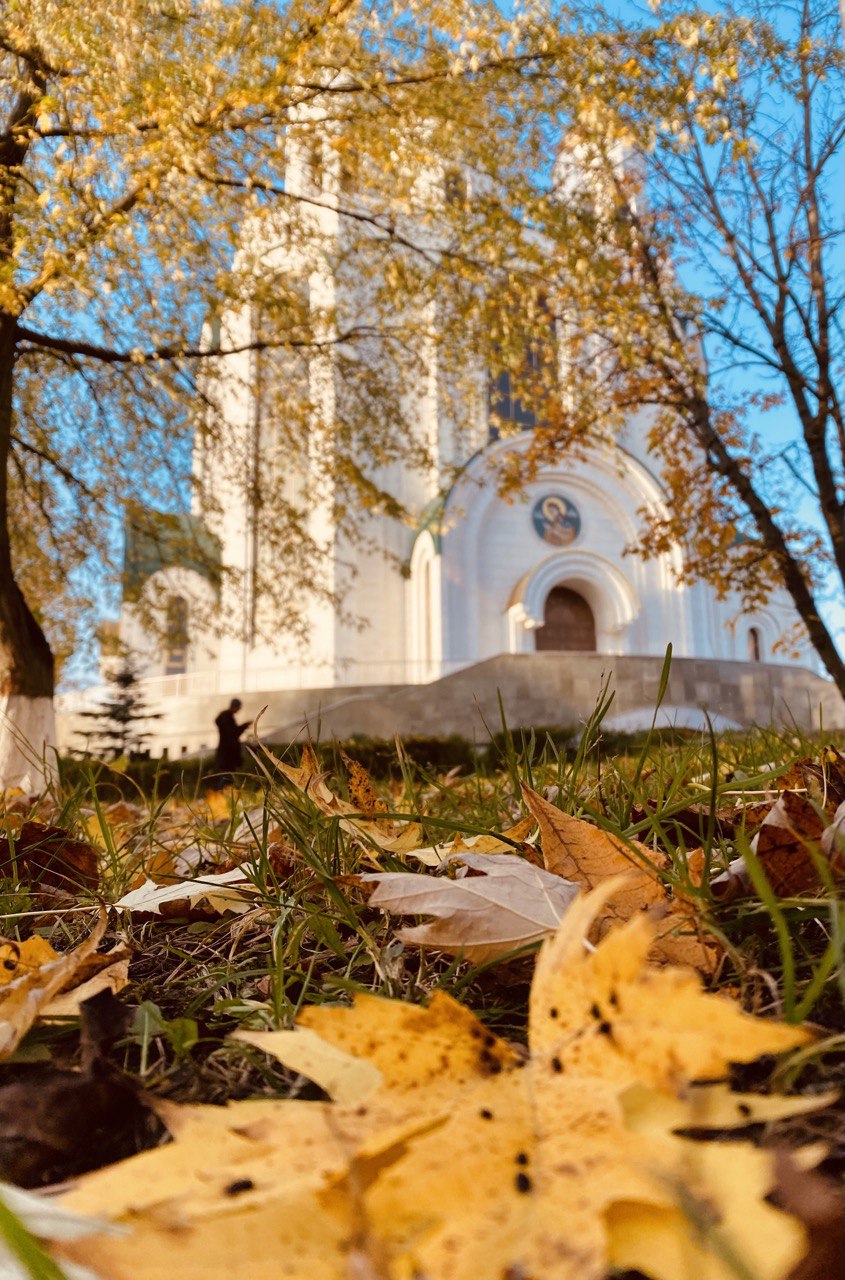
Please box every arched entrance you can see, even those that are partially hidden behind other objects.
[535,586,597,652]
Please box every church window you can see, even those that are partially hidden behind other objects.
[423,558,433,669]
[535,587,596,653]
[340,145,361,192]
[444,168,469,207]
[747,626,762,663]
[165,595,189,675]
[306,137,323,192]
[488,298,557,438]
[489,368,537,434]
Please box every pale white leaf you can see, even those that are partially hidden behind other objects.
[363,854,579,962]
[0,1180,124,1280]
[114,870,257,916]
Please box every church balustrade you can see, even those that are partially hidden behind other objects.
[104,657,476,700]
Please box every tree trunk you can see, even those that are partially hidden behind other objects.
[0,314,57,791]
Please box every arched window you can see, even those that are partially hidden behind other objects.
[444,167,469,207]
[747,626,762,663]
[422,558,432,668]
[488,296,557,439]
[164,595,189,675]
[535,586,596,652]
[307,137,323,191]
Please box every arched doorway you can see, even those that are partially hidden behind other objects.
[535,586,596,652]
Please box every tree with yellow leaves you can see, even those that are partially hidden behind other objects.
[0,0,588,789]
[520,0,845,692]
[4,0,841,795]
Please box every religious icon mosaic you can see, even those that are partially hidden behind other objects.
[531,494,581,546]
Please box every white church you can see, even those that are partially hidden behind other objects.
[101,131,826,756]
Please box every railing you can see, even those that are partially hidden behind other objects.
[57,657,474,709]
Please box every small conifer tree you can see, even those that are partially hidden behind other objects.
[76,661,160,761]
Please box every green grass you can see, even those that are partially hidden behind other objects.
[2,713,843,1117]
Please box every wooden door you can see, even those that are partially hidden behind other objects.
[535,587,596,652]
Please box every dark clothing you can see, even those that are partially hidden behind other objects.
[214,709,248,772]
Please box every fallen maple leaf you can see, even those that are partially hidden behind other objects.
[40,950,131,1020]
[0,935,57,984]
[821,800,845,858]
[528,879,808,1090]
[752,792,838,895]
[777,747,845,817]
[56,887,825,1280]
[0,936,129,1003]
[339,749,388,821]
[363,852,579,961]
[232,1026,383,1104]
[259,740,429,864]
[522,783,718,971]
[407,816,538,868]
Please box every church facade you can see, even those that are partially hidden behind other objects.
[106,136,821,754]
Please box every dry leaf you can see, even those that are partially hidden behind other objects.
[0,912,107,1058]
[1,937,130,998]
[522,782,666,910]
[0,935,58,986]
[821,800,845,858]
[263,744,433,866]
[712,791,845,900]
[754,792,841,895]
[56,890,825,1280]
[114,870,258,916]
[528,879,811,1091]
[232,1027,382,1105]
[40,953,131,1019]
[522,783,718,971]
[777,747,845,818]
[0,820,98,892]
[364,853,578,961]
[339,750,388,821]
[408,816,538,868]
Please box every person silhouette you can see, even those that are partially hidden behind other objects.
[213,698,250,787]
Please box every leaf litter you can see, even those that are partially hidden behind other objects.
[54,884,830,1280]
[0,736,842,1278]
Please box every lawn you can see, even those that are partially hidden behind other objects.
[0,711,842,1279]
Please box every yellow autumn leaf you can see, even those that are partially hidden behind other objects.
[0,911,108,1057]
[529,878,809,1089]
[522,783,719,972]
[232,1026,383,1105]
[339,749,388,821]
[0,935,58,985]
[54,889,824,1280]
[263,742,430,863]
[39,951,131,1019]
